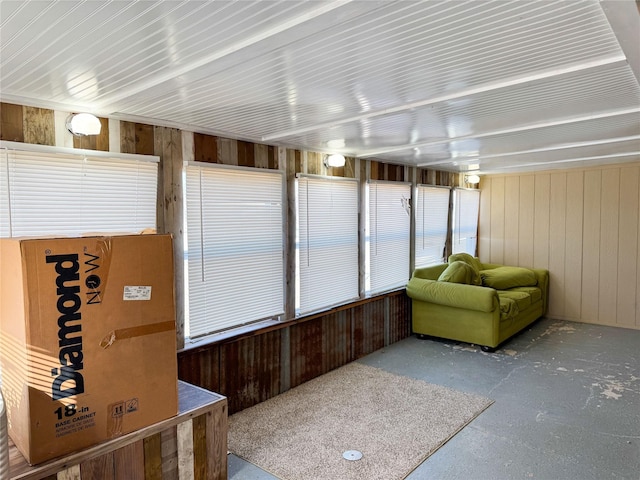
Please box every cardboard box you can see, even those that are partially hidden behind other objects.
[0,234,178,464]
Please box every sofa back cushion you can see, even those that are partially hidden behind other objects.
[438,260,476,284]
[480,266,537,290]
[448,253,482,285]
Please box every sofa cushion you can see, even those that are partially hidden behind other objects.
[480,266,537,290]
[448,253,482,285]
[498,296,519,320]
[509,286,542,303]
[498,290,532,311]
[438,261,475,284]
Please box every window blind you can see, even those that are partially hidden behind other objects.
[415,185,451,267]
[185,163,284,338]
[452,188,481,255]
[0,141,158,238]
[296,175,359,315]
[367,181,411,294]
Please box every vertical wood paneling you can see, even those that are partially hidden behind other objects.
[254,143,270,168]
[57,465,81,480]
[194,133,218,163]
[533,173,550,270]
[114,441,145,480]
[217,137,238,164]
[177,420,194,480]
[388,292,411,343]
[237,140,254,166]
[353,300,386,358]
[0,102,24,141]
[192,415,208,480]
[599,169,620,324]
[518,175,535,267]
[478,177,491,261]
[564,171,584,320]
[504,176,520,265]
[289,317,324,385]
[479,164,640,329]
[177,346,221,393]
[489,177,505,264]
[581,170,602,323]
[23,106,54,145]
[617,166,639,328]
[143,433,163,480]
[120,121,154,155]
[81,453,115,479]
[548,173,567,318]
[205,406,228,480]
[160,427,178,480]
[220,330,282,414]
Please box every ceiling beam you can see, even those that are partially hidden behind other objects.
[600,1,640,85]
[262,55,627,142]
[358,106,640,158]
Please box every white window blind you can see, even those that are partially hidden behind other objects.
[185,163,284,338]
[415,185,451,267]
[0,141,158,238]
[296,175,359,315]
[452,188,481,255]
[367,181,411,294]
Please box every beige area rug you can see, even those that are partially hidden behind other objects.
[228,362,493,480]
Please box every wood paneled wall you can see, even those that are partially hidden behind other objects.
[178,291,411,415]
[478,163,640,330]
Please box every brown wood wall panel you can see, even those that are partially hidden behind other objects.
[194,132,218,163]
[178,292,411,414]
[160,427,178,480]
[23,106,54,145]
[0,102,24,141]
[192,415,207,480]
[237,139,255,166]
[289,317,325,386]
[143,433,163,480]
[177,346,221,393]
[388,292,412,343]
[81,452,115,480]
[220,330,283,414]
[353,300,386,358]
[120,121,154,155]
[114,441,145,480]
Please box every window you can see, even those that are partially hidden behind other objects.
[184,163,284,338]
[296,175,358,315]
[415,185,450,267]
[366,181,411,294]
[452,188,481,255]
[0,141,158,238]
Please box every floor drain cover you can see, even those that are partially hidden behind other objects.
[343,450,363,461]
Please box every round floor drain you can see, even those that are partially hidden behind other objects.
[343,450,363,461]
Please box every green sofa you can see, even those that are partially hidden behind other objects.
[406,254,549,351]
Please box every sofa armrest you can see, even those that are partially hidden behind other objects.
[406,276,497,313]
[531,268,549,314]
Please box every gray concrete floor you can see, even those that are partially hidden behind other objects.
[228,318,640,480]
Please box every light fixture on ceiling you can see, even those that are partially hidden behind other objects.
[465,174,481,185]
[66,113,102,136]
[324,153,346,168]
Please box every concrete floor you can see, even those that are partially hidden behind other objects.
[228,318,640,480]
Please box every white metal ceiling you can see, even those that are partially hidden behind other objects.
[1,0,639,174]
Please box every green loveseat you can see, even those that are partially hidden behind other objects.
[406,254,549,352]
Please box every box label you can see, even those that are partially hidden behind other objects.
[123,286,152,301]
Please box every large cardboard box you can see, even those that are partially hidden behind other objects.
[0,234,178,464]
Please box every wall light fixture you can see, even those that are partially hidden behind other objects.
[66,113,102,136]
[465,174,481,185]
[324,153,346,168]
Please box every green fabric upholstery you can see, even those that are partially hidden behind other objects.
[480,266,537,289]
[407,261,549,350]
[448,253,482,285]
[438,261,475,284]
